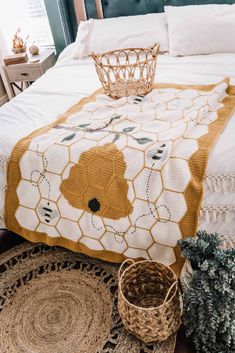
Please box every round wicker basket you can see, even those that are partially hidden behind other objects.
[118,259,181,344]
[92,44,159,99]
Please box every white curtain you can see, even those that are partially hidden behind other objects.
[0,0,54,54]
[0,27,9,101]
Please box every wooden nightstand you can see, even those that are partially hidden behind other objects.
[2,51,56,99]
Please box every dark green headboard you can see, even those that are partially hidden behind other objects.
[44,0,235,55]
[167,0,235,4]
[99,0,165,17]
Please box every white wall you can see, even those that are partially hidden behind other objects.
[0,27,8,106]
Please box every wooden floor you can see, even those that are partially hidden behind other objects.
[0,230,194,353]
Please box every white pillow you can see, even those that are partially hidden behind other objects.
[72,13,169,59]
[165,4,235,56]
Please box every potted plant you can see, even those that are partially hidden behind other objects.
[178,231,235,353]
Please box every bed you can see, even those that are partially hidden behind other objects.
[0,0,235,273]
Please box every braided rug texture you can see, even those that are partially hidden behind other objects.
[0,242,176,353]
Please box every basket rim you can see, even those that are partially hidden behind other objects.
[118,260,179,311]
[92,45,159,69]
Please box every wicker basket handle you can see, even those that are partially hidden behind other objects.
[91,52,102,65]
[151,43,160,54]
[118,259,135,280]
[163,280,178,305]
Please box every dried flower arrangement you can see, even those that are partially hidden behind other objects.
[12,28,28,54]
[178,231,235,353]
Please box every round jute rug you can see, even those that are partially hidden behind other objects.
[0,242,176,353]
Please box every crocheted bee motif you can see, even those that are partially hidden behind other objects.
[60,143,133,219]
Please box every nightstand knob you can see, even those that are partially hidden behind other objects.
[21,73,28,76]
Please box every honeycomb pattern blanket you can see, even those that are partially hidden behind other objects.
[5,79,235,275]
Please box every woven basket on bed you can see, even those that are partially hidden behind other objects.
[118,259,181,344]
[92,44,159,99]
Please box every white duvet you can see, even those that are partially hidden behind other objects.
[0,44,235,238]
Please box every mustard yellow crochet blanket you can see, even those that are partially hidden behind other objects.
[5,79,235,275]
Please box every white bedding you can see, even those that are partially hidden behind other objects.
[0,44,235,238]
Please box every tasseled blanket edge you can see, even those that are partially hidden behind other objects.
[200,205,235,222]
[205,173,235,194]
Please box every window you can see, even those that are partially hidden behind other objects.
[0,0,54,54]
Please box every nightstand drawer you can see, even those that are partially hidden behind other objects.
[6,66,42,82]
[2,51,56,99]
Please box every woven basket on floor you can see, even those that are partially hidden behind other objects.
[92,44,159,99]
[118,259,181,344]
